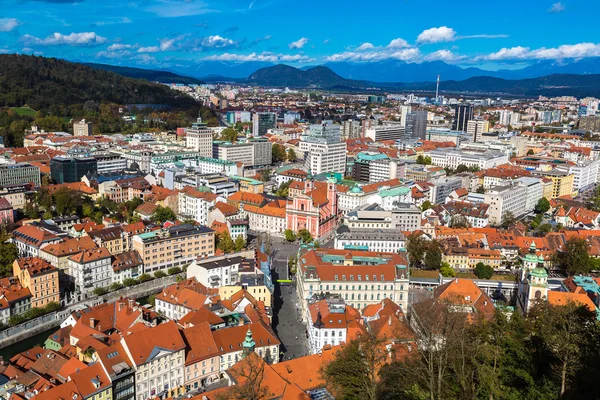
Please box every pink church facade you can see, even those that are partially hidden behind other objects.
[286,177,339,240]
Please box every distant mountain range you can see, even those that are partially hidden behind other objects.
[85,63,204,84]
[82,56,600,97]
[153,57,600,83]
[203,64,600,97]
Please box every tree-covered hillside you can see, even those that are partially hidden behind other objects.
[0,54,199,110]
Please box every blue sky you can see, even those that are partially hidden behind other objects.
[0,0,598,71]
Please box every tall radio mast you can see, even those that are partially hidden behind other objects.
[435,75,440,103]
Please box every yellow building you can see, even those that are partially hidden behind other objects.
[534,170,574,198]
[13,257,59,308]
[219,285,272,307]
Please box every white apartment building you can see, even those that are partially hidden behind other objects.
[334,229,406,253]
[185,119,214,158]
[245,205,287,236]
[307,298,355,354]
[178,188,223,225]
[300,122,346,175]
[484,184,528,225]
[426,149,508,170]
[341,120,362,140]
[365,125,406,141]
[186,255,244,288]
[212,142,253,167]
[122,321,186,400]
[67,247,113,295]
[557,160,599,191]
[369,159,403,182]
[193,157,240,176]
[94,153,128,174]
[514,177,544,213]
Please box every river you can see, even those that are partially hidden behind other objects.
[0,327,58,361]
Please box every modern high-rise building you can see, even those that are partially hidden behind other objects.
[341,120,362,140]
[365,125,406,141]
[405,111,427,140]
[73,119,92,137]
[467,120,490,142]
[50,156,97,184]
[185,118,213,158]
[283,112,301,125]
[452,104,474,132]
[252,112,276,136]
[399,105,412,127]
[0,163,41,187]
[300,121,346,175]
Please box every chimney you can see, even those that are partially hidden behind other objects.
[454,278,458,284]
[89,317,95,328]
[128,299,134,309]
[388,316,392,326]
[118,302,125,312]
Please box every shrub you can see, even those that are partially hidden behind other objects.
[138,273,153,283]
[168,267,182,275]
[440,263,456,277]
[123,278,138,287]
[110,282,124,291]
[93,287,109,296]
[154,271,167,278]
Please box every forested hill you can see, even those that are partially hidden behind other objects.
[84,63,204,85]
[0,54,199,110]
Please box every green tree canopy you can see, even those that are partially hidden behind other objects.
[555,237,592,275]
[284,229,296,242]
[151,205,176,224]
[535,197,551,214]
[219,127,239,143]
[474,262,494,279]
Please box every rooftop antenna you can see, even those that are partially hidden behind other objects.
[435,75,440,103]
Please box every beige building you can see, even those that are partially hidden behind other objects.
[73,119,92,137]
[132,224,214,273]
[296,249,410,318]
[88,226,127,255]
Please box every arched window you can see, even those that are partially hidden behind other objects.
[534,290,542,299]
[300,204,305,211]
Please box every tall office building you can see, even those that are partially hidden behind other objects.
[73,120,92,137]
[452,104,474,132]
[399,105,412,127]
[405,111,427,140]
[185,118,213,158]
[342,120,362,140]
[50,156,98,184]
[299,121,346,175]
[467,120,490,143]
[252,112,276,136]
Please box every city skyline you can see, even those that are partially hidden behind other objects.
[0,0,598,72]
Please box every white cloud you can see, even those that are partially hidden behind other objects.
[249,0,255,9]
[0,18,20,32]
[423,49,465,62]
[201,35,235,49]
[323,39,330,45]
[326,47,421,62]
[549,2,565,13]
[107,43,134,51]
[356,42,375,51]
[22,32,107,46]
[93,17,132,26]
[417,26,456,44]
[483,43,600,60]
[387,38,410,48]
[289,37,309,49]
[147,0,216,17]
[138,38,178,53]
[204,52,314,62]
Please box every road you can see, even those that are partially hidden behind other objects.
[260,237,309,360]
